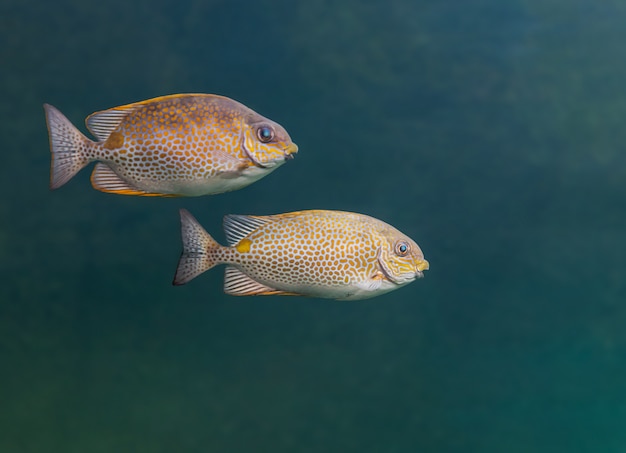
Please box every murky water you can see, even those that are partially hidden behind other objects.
[2,1,626,451]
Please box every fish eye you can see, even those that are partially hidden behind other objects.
[257,125,275,143]
[395,241,410,256]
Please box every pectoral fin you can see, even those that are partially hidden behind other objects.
[355,272,385,292]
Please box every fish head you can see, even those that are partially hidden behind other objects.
[240,115,298,168]
[377,230,429,285]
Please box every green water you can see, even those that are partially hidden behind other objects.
[2,0,626,451]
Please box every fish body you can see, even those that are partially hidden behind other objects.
[44,94,298,196]
[174,209,429,300]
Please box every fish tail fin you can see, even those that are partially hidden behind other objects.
[173,209,222,286]
[44,103,93,189]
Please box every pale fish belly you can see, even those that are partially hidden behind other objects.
[231,253,404,300]
[97,158,281,196]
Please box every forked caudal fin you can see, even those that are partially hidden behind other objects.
[44,104,94,189]
[173,209,222,286]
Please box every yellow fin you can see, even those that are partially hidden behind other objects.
[90,163,179,197]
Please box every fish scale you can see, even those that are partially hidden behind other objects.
[44,93,298,196]
[232,213,378,287]
[174,209,429,301]
[93,98,241,181]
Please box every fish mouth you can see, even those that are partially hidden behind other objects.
[415,259,429,278]
[283,143,298,160]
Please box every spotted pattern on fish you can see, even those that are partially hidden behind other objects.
[174,209,429,301]
[44,94,298,196]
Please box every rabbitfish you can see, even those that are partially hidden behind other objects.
[173,209,429,300]
[44,94,298,196]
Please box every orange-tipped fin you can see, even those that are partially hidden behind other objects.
[90,163,179,197]
[223,266,302,296]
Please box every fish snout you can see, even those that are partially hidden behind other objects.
[284,143,298,160]
[415,259,429,278]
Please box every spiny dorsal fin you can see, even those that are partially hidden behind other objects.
[85,106,136,142]
[223,266,300,296]
[84,95,205,142]
[223,214,270,246]
[90,163,178,197]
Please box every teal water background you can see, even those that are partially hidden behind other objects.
[2,1,626,451]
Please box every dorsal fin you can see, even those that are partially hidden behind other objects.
[223,266,300,296]
[84,95,205,142]
[223,214,270,246]
[85,106,136,141]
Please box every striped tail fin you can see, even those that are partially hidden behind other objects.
[173,209,222,285]
[44,103,93,189]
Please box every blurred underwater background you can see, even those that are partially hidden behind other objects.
[2,0,626,451]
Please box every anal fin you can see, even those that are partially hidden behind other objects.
[90,163,179,197]
[224,266,301,296]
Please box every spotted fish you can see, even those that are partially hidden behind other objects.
[173,209,429,300]
[43,94,298,196]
